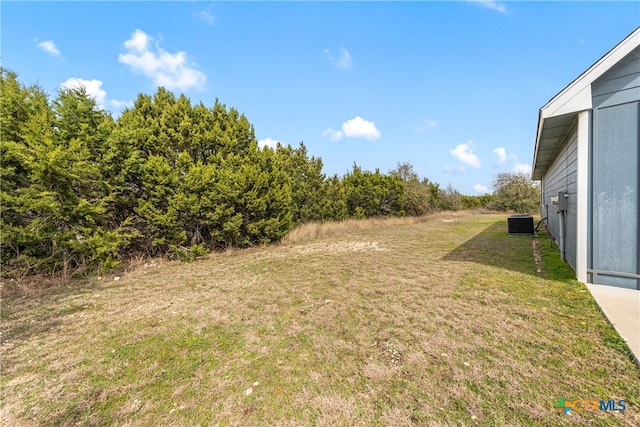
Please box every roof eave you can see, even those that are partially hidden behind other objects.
[531,109,544,180]
[532,27,640,180]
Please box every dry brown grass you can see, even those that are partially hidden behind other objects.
[2,213,639,426]
[280,210,474,245]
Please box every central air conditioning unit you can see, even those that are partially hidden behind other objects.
[508,214,534,235]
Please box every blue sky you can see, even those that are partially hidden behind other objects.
[3,1,639,194]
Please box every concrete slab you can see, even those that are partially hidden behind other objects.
[586,284,640,365]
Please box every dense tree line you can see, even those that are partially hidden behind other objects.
[1,70,497,277]
[489,172,539,213]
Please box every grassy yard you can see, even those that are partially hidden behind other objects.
[2,213,639,426]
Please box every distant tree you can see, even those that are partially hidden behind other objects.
[460,195,482,210]
[0,71,127,274]
[343,164,405,218]
[389,162,430,216]
[274,142,326,224]
[438,184,463,211]
[461,194,495,210]
[109,87,294,252]
[422,178,443,212]
[319,175,349,221]
[490,172,539,213]
[388,163,471,214]
[0,69,52,270]
[389,162,419,182]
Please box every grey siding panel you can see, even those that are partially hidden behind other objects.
[592,71,639,97]
[593,53,640,109]
[542,127,578,271]
[589,49,640,289]
[592,57,640,95]
[590,101,640,289]
[593,89,640,109]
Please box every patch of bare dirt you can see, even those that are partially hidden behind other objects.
[532,239,542,275]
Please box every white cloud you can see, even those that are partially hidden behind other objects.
[37,40,61,57]
[324,116,381,141]
[199,10,215,26]
[416,118,439,131]
[324,47,352,69]
[61,78,131,111]
[469,0,508,14]
[493,147,507,164]
[61,78,107,108]
[473,183,490,194]
[514,163,532,175]
[118,29,207,91]
[322,128,344,141]
[342,116,381,139]
[109,99,134,110]
[258,137,280,149]
[337,48,352,69]
[450,141,481,168]
[124,29,149,52]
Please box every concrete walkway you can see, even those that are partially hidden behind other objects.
[586,284,640,366]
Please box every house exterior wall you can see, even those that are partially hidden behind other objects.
[592,49,640,109]
[541,126,578,272]
[588,49,640,289]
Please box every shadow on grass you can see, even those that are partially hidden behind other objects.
[442,219,574,280]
